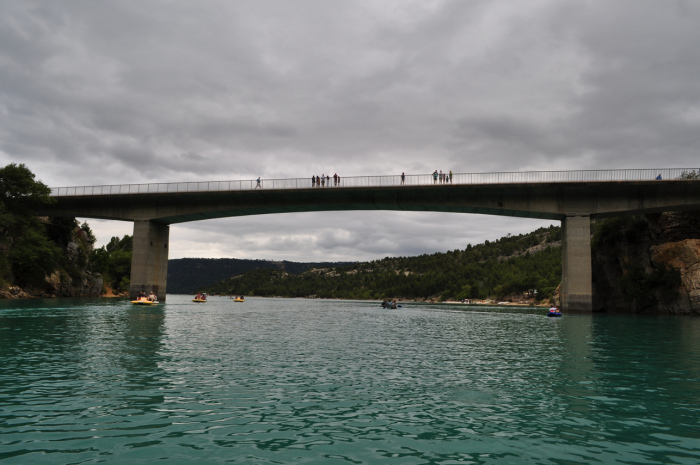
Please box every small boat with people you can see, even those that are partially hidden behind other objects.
[547,306,562,317]
[381,300,402,309]
[132,291,158,305]
[232,295,245,302]
[132,298,158,305]
[192,293,208,303]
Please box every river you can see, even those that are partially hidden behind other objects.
[1,296,699,464]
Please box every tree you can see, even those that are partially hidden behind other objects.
[0,163,60,287]
[91,235,133,292]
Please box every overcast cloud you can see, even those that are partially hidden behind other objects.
[2,0,699,261]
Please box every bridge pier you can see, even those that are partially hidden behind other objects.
[130,220,170,302]
[561,215,592,312]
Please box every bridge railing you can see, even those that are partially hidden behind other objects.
[49,168,700,196]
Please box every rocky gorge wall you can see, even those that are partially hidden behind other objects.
[0,229,103,299]
[592,212,700,315]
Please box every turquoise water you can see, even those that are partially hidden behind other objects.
[1,296,699,464]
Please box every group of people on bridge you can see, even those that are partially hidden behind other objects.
[433,170,453,184]
[312,174,341,187]
[255,170,457,190]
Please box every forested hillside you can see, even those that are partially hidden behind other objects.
[167,258,353,294]
[203,226,562,301]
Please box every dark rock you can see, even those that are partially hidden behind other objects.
[592,212,700,315]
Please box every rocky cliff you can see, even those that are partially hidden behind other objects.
[592,212,700,315]
[0,222,103,299]
[42,237,103,297]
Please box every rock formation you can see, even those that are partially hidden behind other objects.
[0,227,103,299]
[592,212,700,315]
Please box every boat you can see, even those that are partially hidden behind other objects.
[547,307,562,317]
[381,300,401,309]
[192,298,207,303]
[233,297,245,302]
[132,299,158,305]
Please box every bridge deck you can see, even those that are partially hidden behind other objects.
[49,168,699,197]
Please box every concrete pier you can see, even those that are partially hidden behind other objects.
[129,220,170,302]
[561,215,592,312]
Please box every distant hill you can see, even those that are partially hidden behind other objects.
[167,258,354,294]
[201,226,563,302]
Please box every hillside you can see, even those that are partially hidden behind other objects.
[167,258,354,294]
[202,226,562,302]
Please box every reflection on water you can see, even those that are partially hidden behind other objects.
[1,296,699,464]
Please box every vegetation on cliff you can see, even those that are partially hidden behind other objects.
[0,163,122,297]
[203,226,562,301]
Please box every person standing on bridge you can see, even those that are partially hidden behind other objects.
[401,172,405,185]
[312,175,316,187]
[449,170,453,184]
[433,170,438,184]
[256,177,261,189]
[656,174,662,180]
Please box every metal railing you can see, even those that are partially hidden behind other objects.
[49,168,700,197]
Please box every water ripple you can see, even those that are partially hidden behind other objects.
[1,297,699,464]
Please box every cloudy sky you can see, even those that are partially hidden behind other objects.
[2,0,699,261]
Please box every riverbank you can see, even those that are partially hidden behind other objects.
[0,285,126,300]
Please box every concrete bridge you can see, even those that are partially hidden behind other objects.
[39,169,700,311]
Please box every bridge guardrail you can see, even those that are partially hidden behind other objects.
[49,168,700,196]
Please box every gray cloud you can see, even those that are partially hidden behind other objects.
[2,0,699,260]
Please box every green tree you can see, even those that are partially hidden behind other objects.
[0,163,61,287]
[91,235,133,292]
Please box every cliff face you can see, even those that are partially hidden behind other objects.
[43,239,103,297]
[592,212,700,315]
[0,228,103,299]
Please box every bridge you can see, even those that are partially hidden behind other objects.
[40,168,700,311]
